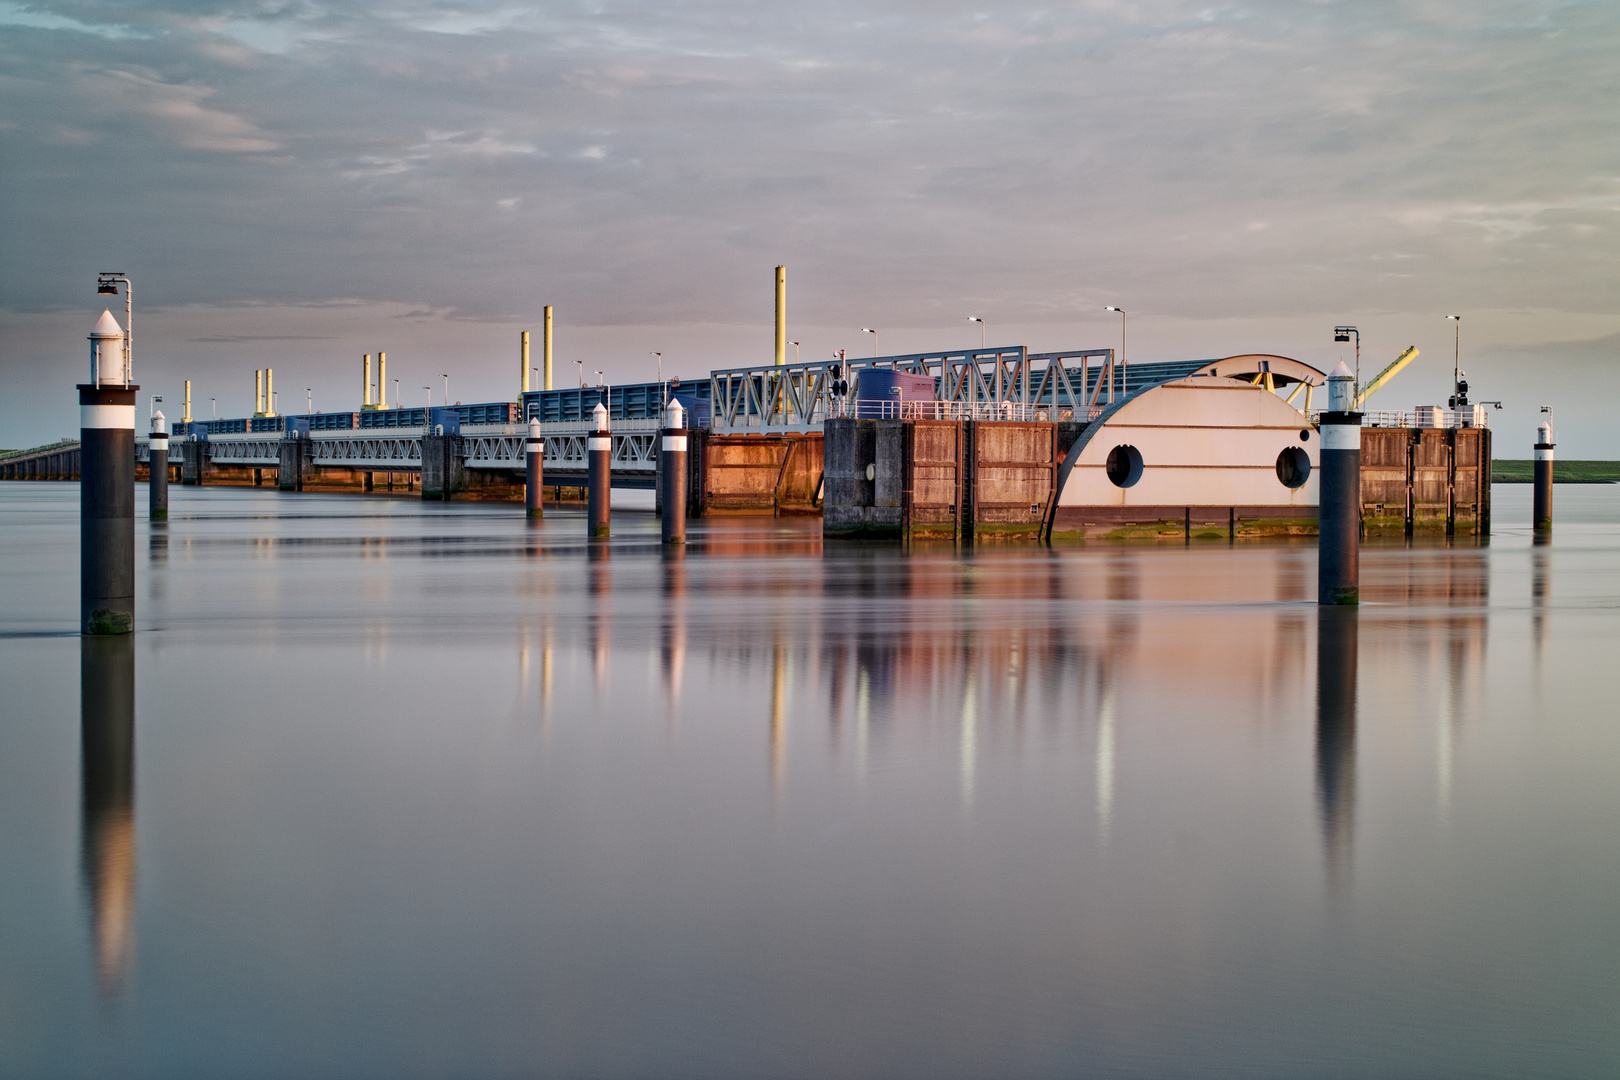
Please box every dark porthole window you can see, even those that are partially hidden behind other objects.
[1106,444,1143,488]
[1277,446,1311,489]
[1299,429,1311,442]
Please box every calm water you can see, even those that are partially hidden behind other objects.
[2,482,1618,1078]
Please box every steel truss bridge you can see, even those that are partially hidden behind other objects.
[137,419,663,479]
[708,349,1329,433]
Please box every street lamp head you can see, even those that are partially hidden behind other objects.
[1106,306,1123,313]
[862,328,876,334]
[968,316,982,323]
[97,282,118,295]
[1446,314,1461,321]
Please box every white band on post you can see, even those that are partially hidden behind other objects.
[1534,447,1554,461]
[588,437,610,452]
[82,404,136,429]
[526,440,545,453]
[662,435,687,452]
[1320,423,1360,452]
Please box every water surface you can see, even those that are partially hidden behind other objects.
[2,483,1617,1078]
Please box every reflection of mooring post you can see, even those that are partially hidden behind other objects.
[1315,606,1358,885]
[525,418,545,520]
[1318,361,1361,605]
[660,400,688,544]
[81,635,136,994]
[1533,412,1555,537]
[148,411,169,523]
[82,309,137,635]
[588,401,611,539]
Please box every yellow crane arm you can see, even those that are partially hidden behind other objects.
[1355,346,1418,410]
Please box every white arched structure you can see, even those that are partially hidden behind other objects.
[1051,377,1320,538]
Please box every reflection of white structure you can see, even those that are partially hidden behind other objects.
[1054,357,1325,537]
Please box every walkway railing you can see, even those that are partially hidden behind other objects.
[1310,409,1491,429]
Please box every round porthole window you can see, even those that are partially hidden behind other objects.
[1105,444,1143,488]
[1277,446,1311,488]
[1299,429,1311,442]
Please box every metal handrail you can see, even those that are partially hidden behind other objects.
[1309,408,1490,429]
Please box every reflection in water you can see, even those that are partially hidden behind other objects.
[661,548,686,706]
[588,544,610,694]
[1532,546,1550,670]
[1315,607,1358,888]
[770,634,786,802]
[1096,686,1116,842]
[81,636,136,996]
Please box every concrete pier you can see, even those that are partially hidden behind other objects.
[147,413,168,522]
[80,310,136,635]
[1318,362,1361,606]
[525,418,545,519]
[660,400,688,544]
[1534,417,1554,535]
[588,402,610,538]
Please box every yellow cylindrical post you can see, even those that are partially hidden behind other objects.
[521,331,530,396]
[543,307,553,391]
[378,352,387,407]
[254,369,263,415]
[265,367,274,415]
[183,380,192,422]
[774,265,786,366]
[363,354,372,408]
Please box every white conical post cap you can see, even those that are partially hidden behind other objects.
[151,410,167,434]
[665,399,684,429]
[1327,360,1356,411]
[90,309,123,340]
[592,401,608,429]
[1537,422,1552,444]
[528,417,541,438]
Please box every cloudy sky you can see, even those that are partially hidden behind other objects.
[2,0,1617,451]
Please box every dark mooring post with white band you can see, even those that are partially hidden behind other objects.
[148,411,169,523]
[1318,361,1361,606]
[587,400,611,538]
[82,309,137,635]
[1533,414,1554,536]
[525,417,545,519]
[660,399,688,545]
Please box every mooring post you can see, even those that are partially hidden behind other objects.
[588,400,611,538]
[1318,360,1361,606]
[1533,413,1554,537]
[525,417,545,519]
[148,411,168,522]
[81,309,136,635]
[660,399,688,544]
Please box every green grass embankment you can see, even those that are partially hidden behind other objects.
[1493,460,1620,483]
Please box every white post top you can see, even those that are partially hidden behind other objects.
[90,309,123,340]
[1537,421,1553,444]
[1326,360,1355,412]
[528,417,542,438]
[665,399,685,429]
[592,401,608,430]
[151,410,168,435]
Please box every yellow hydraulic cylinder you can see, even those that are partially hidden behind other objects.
[183,380,192,422]
[543,307,553,391]
[363,354,372,408]
[521,332,530,396]
[774,266,786,366]
[1355,346,1419,410]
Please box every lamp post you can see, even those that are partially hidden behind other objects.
[576,360,585,389]
[969,316,985,350]
[862,328,878,357]
[651,352,662,404]
[423,386,431,412]
[790,341,800,364]
[210,397,217,420]
[442,374,449,406]
[96,273,132,383]
[393,378,400,409]
[1446,315,1463,409]
[1334,326,1360,397]
[1105,306,1127,397]
[306,388,313,414]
